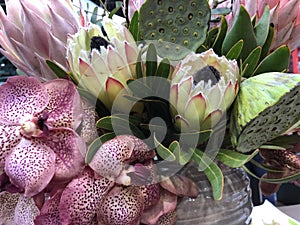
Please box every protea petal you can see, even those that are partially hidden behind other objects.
[21,1,50,56]
[177,77,193,114]
[34,189,63,225]
[48,33,67,67]
[43,79,83,130]
[41,128,85,181]
[184,93,206,129]
[105,76,126,105]
[14,194,40,224]
[0,76,49,125]
[201,109,223,130]
[5,138,56,197]
[97,186,145,225]
[0,124,21,171]
[59,168,114,225]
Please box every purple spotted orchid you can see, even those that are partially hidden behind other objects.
[0,76,85,197]
[33,135,199,225]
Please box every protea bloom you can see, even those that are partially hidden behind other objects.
[233,0,300,51]
[169,49,239,132]
[0,0,86,80]
[66,17,139,112]
[0,76,85,197]
[123,0,146,20]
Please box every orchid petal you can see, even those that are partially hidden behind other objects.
[41,128,85,181]
[34,189,63,225]
[59,168,114,225]
[0,124,21,171]
[43,79,83,130]
[97,186,144,225]
[0,76,49,125]
[14,194,40,224]
[141,189,177,225]
[5,138,56,197]
[0,191,19,224]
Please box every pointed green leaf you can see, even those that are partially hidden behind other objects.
[216,149,258,168]
[253,45,290,75]
[212,16,228,55]
[260,25,274,59]
[96,116,145,138]
[146,43,158,77]
[174,130,212,146]
[129,11,140,41]
[154,134,176,161]
[222,5,257,60]
[136,51,143,79]
[85,132,116,164]
[46,60,69,79]
[243,166,300,183]
[226,40,244,60]
[242,46,262,78]
[192,149,224,200]
[156,58,170,78]
[254,6,270,46]
[211,7,231,15]
[169,141,191,166]
[205,27,219,49]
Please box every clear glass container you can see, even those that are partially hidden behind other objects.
[176,162,252,225]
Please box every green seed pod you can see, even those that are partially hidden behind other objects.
[230,72,300,152]
[139,0,210,60]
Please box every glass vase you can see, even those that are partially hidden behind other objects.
[175,162,252,225]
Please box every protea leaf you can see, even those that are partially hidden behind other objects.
[230,72,300,153]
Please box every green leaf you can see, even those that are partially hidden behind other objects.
[242,46,262,78]
[192,149,224,200]
[154,134,176,161]
[211,7,231,15]
[174,130,212,146]
[108,2,122,19]
[259,145,287,150]
[222,5,257,60]
[254,6,270,46]
[96,116,145,138]
[156,58,170,78]
[225,39,244,60]
[243,166,300,183]
[212,16,228,55]
[253,45,290,75]
[169,141,191,165]
[46,60,69,79]
[260,25,274,59]
[216,149,258,168]
[146,43,158,77]
[85,132,116,164]
[205,27,219,49]
[136,51,143,79]
[129,11,140,41]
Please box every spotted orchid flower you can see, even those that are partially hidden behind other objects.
[0,76,85,197]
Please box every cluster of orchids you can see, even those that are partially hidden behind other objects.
[0,0,299,224]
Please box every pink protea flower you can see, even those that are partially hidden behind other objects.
[0,0,86,80]
[123,0,146,20]
[0,76,85,197]
[233,0,300,51]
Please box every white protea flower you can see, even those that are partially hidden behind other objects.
[66,17,139,112]
[169,49,239,132]
[0,0,86,80]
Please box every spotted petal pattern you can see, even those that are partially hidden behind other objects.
[0,124,21,171]
[0,76,48,124]
[5,138,56,197]
[40,128,85,181]
[59,168,114,225]
[43,79,83,130]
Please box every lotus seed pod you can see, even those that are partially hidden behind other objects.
[139,0,210,60]
[230,72,300,152]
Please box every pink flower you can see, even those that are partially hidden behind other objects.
[0,76,85,197]
[0,0,86,80]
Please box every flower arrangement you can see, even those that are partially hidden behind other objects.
[0,0,299,224]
